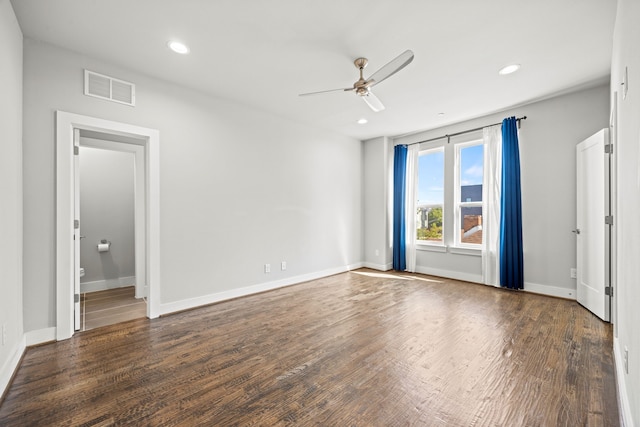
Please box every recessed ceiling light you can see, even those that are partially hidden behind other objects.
[499,64,520,75]
[168,41,190,54]
[357,118,368,124]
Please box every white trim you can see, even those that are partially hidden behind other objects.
[159,263,363,316]
[614,337,635,427]
[80,276,136,293]
[56,111,160,341]
[416,243,447,253]
[0,336,25,398]
[25,327,57,346]
[362,262,392,271]
[523,281,576,300]
[448,246,482,256]
[415,266,483,284]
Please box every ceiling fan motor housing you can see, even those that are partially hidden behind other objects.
[353,58,369,96]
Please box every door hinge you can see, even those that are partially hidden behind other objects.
[74,219,80,229]
[605,216,614,225]
[74,293,80,303]
[605,286,613,297]
[605,144,613,154]
[74,145,79,155]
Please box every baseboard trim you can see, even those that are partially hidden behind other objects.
[0,336,26,402]
[614,337,635,427]
[80,276,136,293]
[415,266,483,284]
[25,327,57,347]
[361,262,392,271]
[524,282,576,300]
[159,263,363,316]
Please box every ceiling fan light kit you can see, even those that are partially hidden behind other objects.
[300,50,414,112]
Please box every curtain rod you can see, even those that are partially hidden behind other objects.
[405,115,527,146]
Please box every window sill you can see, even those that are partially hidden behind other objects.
[449,246,482,257]
[416,243,447,253]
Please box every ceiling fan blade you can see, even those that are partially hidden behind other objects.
[365,49,414,88]
[299,87,353,96]
[362,91,385,112]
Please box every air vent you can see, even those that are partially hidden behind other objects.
[84,70,135,106]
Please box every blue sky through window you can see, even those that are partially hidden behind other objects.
[418,151,443,205]
[418,144,484,205]
[460,144,484,186]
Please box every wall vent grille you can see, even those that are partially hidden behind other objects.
[84,70,135,106]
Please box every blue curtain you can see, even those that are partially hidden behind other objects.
[393,145,408,271]
[499,117,524,289]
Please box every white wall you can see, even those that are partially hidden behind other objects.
[362,136,393,270]
[79,145,135,289]
[0,0,24,395]
[370,84,609,298]
[611,0,640,424]
[22,39,362,332]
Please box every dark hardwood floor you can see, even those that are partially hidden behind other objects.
[0,269,618,426]
[80,286,147,331]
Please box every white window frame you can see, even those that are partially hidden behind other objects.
[416,146,445,247]
[454,139,484,249]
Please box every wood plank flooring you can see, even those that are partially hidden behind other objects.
[0,269,618,426]
[81,286,147,331]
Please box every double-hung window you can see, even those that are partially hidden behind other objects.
[455,141,484,247]
[415,138,485,249]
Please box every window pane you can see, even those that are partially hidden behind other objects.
[417,206,443,242]
[417,150,444,242]
[460,206,483,244]
[460,144,484,188]
[458,144,484,245]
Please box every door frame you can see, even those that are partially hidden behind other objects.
[609,92,618,332]
[56,111,160,340]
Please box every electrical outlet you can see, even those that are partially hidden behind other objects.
[624,346,629,374]
[281,261,286,271]
[264,264,271,273]
[570,268,577,279]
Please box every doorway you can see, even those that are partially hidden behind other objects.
[56,111,160,341]
[77,135,145,331]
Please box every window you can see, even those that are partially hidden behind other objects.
[416,148,444,243]
[414,138,485,249]
[455,141,484,246]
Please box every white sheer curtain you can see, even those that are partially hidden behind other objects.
[405,144,419,272]
[482,125,502,286]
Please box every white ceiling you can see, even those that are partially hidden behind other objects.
[11,0,616,140]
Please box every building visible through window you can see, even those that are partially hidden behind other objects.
[457,143,484,246]
[460,184,483,244]
[415,139,484,247]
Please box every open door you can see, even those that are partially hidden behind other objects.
[73,128,81,330]
[576,128,610,321]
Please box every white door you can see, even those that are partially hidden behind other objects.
[73,128,81,330]
[576,128,610,321]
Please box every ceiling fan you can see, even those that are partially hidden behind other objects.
[299,50,414,112]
